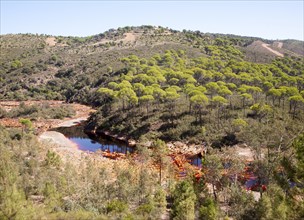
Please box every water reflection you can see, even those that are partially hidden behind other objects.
[52,124,203,169]
[189,154,202,168]
[53,125,134,153]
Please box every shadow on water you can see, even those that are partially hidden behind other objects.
[188,154,202,168]
[52,124,203,171]
[52,124,134,154]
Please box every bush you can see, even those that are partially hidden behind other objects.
[135,203,154,215]
[199,197,218,220]
[106,200,128,214]
[172,180,196,220]
[11,60,23,69]
[0,107,7,118]
[7,103,75,119]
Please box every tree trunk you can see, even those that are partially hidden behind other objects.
[217,106,220,128]
[242,98,246,117]
[212,183,217,201]
[159,159,162,186]
[199,107,202,124]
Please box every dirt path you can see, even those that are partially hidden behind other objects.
[277,42,283,48]
[261,43,284,57]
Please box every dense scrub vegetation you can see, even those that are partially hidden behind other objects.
[0,126,167,219]
[0,102,75,120]
[1,126,303,219]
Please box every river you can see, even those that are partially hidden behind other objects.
[52,123,203,167]
[53,124,135,153]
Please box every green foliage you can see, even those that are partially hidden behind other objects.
[232,118,248,128]
[227,185,255,219]
[172,180,197,220]
[240,93,253,101]
[106,200,128,214]
[232,118,248,132]
[254,185,289,220]
[84,49,304,149]
[255,195,272,220]
[0,107,7,118]
[0,126,167,219]
[1,28,304,219]
[289,95,304,103]
[190,94,209,105]
[135,202,154,216]
[250,103,273,119]
[211,95,228,104]
[97,87,116,97]
[118,87,138,108]
[292,133,304,182]
[199,197,218,220]
[8,103,75,120]
[19,118,32,130]
[10,60,23,69]
[45,150,61,168]
[139,95,154,103]
[154,187,167,210]
[165,87,180,101]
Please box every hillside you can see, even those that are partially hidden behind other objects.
[1,26,303,102]
[1,26,304,219]
[1,25,304,147]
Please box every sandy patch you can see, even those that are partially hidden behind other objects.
[39,130,107,165]
[123,32,136,42]
[277,42,283,48]
[38,114,93,151]
[233,145,254,160]
[39,131,78,149]
[92,32,138,48]
[56,117,88,127]
[45,37,56,46]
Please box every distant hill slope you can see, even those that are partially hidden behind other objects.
[0,25,303,102]
[281,39,304,55]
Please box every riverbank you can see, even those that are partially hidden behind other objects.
[38,116,97,163]
[0,100,95,132]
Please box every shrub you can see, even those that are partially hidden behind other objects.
[106,200,128,214]
[0,107,7,118]
[199,197,218,220]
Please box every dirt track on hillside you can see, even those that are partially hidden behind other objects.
[261,43,284,57]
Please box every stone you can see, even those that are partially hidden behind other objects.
[128,139,136,146]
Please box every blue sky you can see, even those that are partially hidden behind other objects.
[1,1,303,40]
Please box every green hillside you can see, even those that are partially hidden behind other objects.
[1,26,303,102]
[1,26,304,219]
[1,25,304,149]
